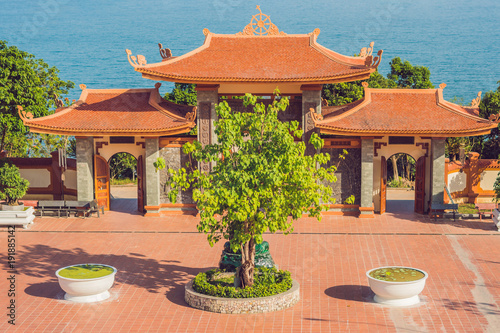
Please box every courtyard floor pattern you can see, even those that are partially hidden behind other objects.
[1,201,499,332]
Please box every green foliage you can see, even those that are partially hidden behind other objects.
[153,157,166,173]
[494,172,500,203]
[192,267,292,298]
[0,158,29,205]
[387,57,434,89]
[109,153,136,180]
[164,83,197,105]
[0,40,74,152]
[166,92,338,254]
[474,81,500,159]
[322,57,433,106]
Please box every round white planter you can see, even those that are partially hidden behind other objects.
[366,267,428,306]
[55,264,117,303]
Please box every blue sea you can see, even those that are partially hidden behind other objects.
[1,0,499,102]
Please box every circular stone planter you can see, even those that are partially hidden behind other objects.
[366,267,428,306]
[185,279,300,314]
[55,264,117,303]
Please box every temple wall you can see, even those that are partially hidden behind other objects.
[158,146,194,205]
[320,148,361,206]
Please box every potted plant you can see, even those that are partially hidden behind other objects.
[492,173,500,231]
[366,266,428,306]
[0,158,34,228]
[0,158,30,210]
[55,264,117,303]
[161,91,341,312]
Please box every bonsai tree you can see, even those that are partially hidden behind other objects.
[165,92,338,288]
[0,158,29,206]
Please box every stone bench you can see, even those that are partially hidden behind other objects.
[430,202,458,221]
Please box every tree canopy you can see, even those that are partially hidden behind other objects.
[164,83,197,106]
[474,81,500,159]
[163,92,338,288]
[0,40,74,153]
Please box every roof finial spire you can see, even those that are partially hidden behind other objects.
[471,91,482,107]
[236,5,287,36]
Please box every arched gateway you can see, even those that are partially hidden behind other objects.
[20,7,498,217]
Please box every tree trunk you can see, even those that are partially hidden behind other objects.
[238,237,256,288]
[391,155,399,182]
[0,127,6,153]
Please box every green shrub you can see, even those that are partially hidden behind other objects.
[192,267,292,298]
[0,158,29,205]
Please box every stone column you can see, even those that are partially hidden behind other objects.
[431,137,446,205]
[76,137,94,202]
[196,84,219,172]
[301,85,322,156]
[145,137,160,207]
[360,138,375,218]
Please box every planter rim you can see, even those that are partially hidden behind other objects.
[186,278,300,302]
[56,263,117,282]
[366,266,428,285]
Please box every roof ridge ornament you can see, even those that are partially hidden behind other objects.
[236,5,287,36]
[471,91,482,108]
[126,49,147,67]
[364,50,383,68]
[359,42,375,57]
[158,43,172,60]
[54,94,64,108]
[79,84,87,90]
[309,108,324,121]
[17,106,33,120]
[439,83,447,89]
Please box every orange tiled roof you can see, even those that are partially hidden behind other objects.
[313,85,498,137]
[19,84,196,136]
[126,29,382,84]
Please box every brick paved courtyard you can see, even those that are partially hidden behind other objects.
[1,195,499,332]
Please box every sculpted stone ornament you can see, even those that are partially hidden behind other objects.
[439,83,447,89]
[364,49,383,68]
[54,94,64,108]
[471,91,482,108]
[359,41,375,57]
[79,84,87,90]
[158,43,172,60]
[17,106,33,120]
[126,49,147,67]
[309,108,324,122]
[185,108,197,123]
[236,5,287,36]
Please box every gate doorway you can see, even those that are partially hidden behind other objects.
[97,152,144,214]
[381,153,425,214]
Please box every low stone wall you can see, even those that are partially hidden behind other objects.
[185,279,300,314]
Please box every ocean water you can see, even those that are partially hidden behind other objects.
[1,0,499,102]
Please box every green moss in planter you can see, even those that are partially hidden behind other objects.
[193,267,292,298]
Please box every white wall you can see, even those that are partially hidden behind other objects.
[448,171,467,193]
[19,169,51,188]
[480,170,499,191]
[94,136,145,162]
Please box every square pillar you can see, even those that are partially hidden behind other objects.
[301,85,322,156]
[76,137,94,202]
[196,84,219,172]
[360,138,374,218]
[145,137,160,207]
[431,137,446,205]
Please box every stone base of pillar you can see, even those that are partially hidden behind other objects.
[359,206,375,218]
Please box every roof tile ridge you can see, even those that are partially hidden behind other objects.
[436,88,492,123]
[19,88,88,124]
[315,87,372,125]
[149,83,197,122]
[132,31,212,70]
[309,35,367,69]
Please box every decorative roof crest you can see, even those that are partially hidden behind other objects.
[236,5,287,36]
[54,94,64,108]
[79,84,87,90]
[155,82,162,90]
[309,108,324,121]
[126,49,147,67]
[439,83,447,89]
[186,107,197,122]
[17,106,33,120]
[158,43,172,60]
[364,49,383,68]
[471,91,482,108]
[489,113,500,123]
[359,42,375,57]
[362,82,369,88]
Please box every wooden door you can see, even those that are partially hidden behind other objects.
[415,156,426,214]
[380,156,387,214]
[137,155,144,213]
[94,155,110,211]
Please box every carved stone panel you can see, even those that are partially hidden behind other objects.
[159,147,194,204]
[199,102,212,172]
